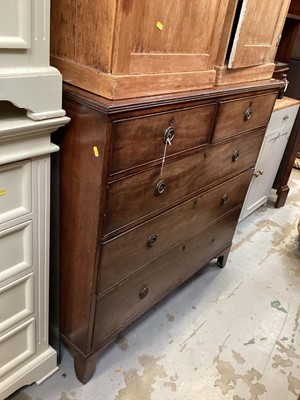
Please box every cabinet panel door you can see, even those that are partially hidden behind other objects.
[113,0,229,75]
[228,0,290,69]
[0,0,31,49]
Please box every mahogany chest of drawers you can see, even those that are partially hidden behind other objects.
[55,80,281,383]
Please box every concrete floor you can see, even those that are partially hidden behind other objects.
[8,169,300,400]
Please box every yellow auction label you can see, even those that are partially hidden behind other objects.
[93,146,99,158]
[0,189,6,196]
[156,21,164,31]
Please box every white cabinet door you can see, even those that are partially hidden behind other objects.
[0,0,31,49]
[239,105,299,221]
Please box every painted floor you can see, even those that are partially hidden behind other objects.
[8,169,300,400]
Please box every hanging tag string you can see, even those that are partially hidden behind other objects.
[160,138,171,177]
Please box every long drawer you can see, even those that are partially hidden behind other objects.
[213,92,276,142]
[98,170,252,293]
[110,103,216,173]
[104,130,265,234]
[93,208,240,348]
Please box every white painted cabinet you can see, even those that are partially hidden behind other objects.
[240,97,300,221]
[0,103,69,399]
[0,0,65,121]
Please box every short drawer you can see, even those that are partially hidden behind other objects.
[0,274,34,333]
[213,92,277,142]
[0,221,33,283]
[104,130,265,234]
[0,160,32,224]
[266,104,299,135]
[0,318,35,378]
[99,170,252,293]
[93,208,240,348]
[110,103,216,173]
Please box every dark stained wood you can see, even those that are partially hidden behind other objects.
[110,103,216,173]
[55,80,281,384]
[104,130,265,235]
[74,353,98,385]
[217,245,231,268]
[98,169,252,293]
[93,208,241,348]
[58,100,111,353]
[213,92,277,141]
[62,80,283,116]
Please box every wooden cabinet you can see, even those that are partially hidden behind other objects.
[50,0,230,99]
[216,0,291,85]
[55,80,281,384]
[0,0,65,120]
[0,103,69,399]
[50,0,290,99]
[239,97,300,220]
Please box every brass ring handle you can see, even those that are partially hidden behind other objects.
[164,126,175,144]
[147,234,157,248]
[221,194,229,205]
[244,107,253,121]
[232,150,239,162]
[155,180,166,195]
[139,285,149,299]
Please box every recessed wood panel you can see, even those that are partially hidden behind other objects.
[0,160,32,224]
[0,274,34,333]
[0,319,35,378]
[113,0,229,75]
[228,0,291,68]
[0,0,31,49]
[0,222,32,283]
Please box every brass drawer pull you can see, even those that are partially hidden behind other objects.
[221,194,229,205]
[155,180,166,195]
[232,150,239,162]
[244,107,253,121]
[139,285,149,299]
[147,234,157,248]
[164,126,175,144]
[253,169,264,177]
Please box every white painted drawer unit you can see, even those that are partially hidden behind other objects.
[0,103,69,399]
[240,97,300,221]
[0,0,65,121]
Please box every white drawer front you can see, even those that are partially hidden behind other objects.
[0,160,32,224]
[267,104,299,135]
[0,274,34,333]
[0,318,35,378]
[0,221,32,282]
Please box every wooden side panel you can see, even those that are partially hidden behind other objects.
[58,100,109,353]
[51,0,117,72]
[228,0,291,69]
[112,0,229,75]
